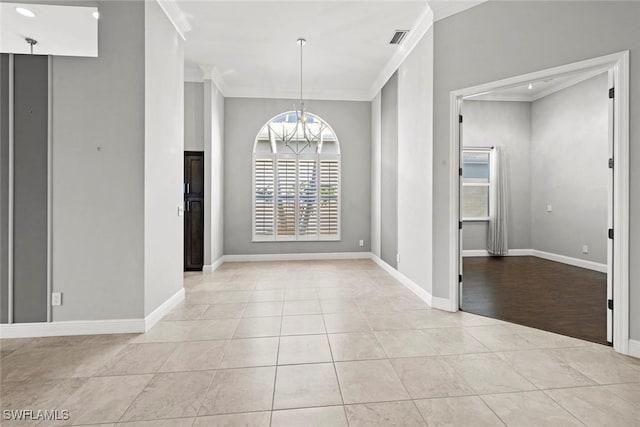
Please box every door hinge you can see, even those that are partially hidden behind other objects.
[608,158,614,169]
[459,114,463,124]
[458,274,463,283]
[459,221,463,230]
[459,167,463,176]
[608,299,613,310]
[609,87,615,99]
[608,228,614,240]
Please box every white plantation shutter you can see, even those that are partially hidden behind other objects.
[252,112,340,242]
[298,157,319,238]
[276,157,297,239]
[319,157,340,239]
[253,157,275,239]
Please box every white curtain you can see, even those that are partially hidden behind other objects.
[487,146,508,255]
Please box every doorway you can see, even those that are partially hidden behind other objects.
[184,151,204,271]
[449,52,630,355]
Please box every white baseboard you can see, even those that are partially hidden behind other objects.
[463,249,532,257]
[0,319,144,339]
[203,256,224,273]
[462,248,607,273]
[369,254,433,307]
[144,288,185,331]
[222,252,371,262]
[628,339,640,359]
[0,288,186,339]
[531,250,607,273]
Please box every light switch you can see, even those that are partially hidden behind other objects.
[546,205,553,212]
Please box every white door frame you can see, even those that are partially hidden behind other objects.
[448,51,630,355]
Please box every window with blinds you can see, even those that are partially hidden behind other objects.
[252,112,340,241]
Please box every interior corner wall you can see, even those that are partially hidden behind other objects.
[431,1,640,340]
[184,82,204,152]
[370,92,382,258]
[462,100,532,251]
[203,79,225,266]
[223,98,371,255]
[144,0,184,316]
[397,27,434,294]
[51,0,145,321]
[531,73,608,264]
[380,73,398,268]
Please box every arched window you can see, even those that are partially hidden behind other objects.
[253,111,341,241]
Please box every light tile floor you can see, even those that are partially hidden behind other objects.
[2,259,640,426]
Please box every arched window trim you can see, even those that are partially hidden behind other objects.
[252,111,341,242]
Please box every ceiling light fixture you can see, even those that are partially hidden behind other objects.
[528,83,533,90]
[92,11,100,19]
[16,7,35,18]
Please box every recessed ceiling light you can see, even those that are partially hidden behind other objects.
[92,11,99,19]
[528,83,533,90]
[16,7,36,18]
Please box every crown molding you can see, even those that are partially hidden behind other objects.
[222,86,371,102]
[199,65,229,97]
[367,4,434,100]
[156,0,191,41]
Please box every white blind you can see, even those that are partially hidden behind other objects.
[254,158,275,237]
[298,158,318,236]
[319,159,339,237]
[276,158,296,237]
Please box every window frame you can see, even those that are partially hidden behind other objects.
[251,111,341,242]
[461,147,492,222]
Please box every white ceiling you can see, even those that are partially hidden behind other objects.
[0,2,98,57]
[172,0,483,100]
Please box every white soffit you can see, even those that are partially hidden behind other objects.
[173,0,438,101]
[0,2,98,57]
[465,68,609,102]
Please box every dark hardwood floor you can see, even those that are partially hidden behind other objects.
[462,256,608,345]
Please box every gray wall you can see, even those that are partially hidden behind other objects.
[13,55,48,323]
[0,54,8,323]
[51,0,145,320]
[462,100,532,251]
[380,72,398,268]
[184,82,204,152]
[144,0,184,316]
[224,97,371,255]
[431,1,640,340]
[531,73,608,264]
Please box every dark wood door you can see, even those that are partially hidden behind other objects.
[184,152,204,271]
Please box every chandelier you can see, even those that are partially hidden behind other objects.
[268,37,326,154]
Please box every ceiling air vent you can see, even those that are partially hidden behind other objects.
[389,30,409,45]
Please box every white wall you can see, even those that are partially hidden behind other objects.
[531,73,608,264]
[184,82,204,151]
[143,0,184,316]
[203,79,225,267]
[370,92,381,258]
[51,0,145,321]
[396,28,434,295]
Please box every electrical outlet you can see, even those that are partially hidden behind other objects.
[582,245,589,254]
[546,205,553,212]
[396,253,400,263]
[359,239,364,247]
[52,292,62,306]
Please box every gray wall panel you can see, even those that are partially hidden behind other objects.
[380,72,398,268]
[462,100,532,251]
[223,97,370,255]
[13,55,48,323]
[0,54,8,323]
